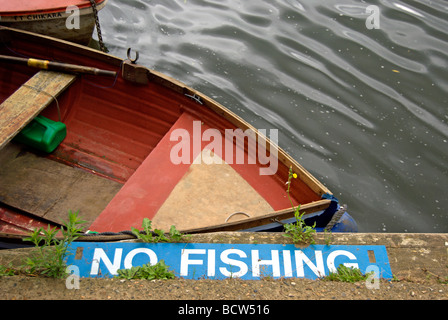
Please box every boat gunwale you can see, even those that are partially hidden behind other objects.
[0,0,107,18]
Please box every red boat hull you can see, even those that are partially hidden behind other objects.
[0,27,332,237]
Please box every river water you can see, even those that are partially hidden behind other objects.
[96,0,447,233]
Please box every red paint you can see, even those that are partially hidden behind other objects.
[0,0,106,15]
[89,113,197,232]
[0,206,60,235]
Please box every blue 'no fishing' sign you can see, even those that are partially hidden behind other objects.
[65,242,392,280]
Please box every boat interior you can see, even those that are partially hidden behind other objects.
[0,28,325,235]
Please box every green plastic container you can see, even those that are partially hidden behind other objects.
[14,115,66,153]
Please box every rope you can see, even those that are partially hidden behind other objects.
[324,204,347,231]
[82,230,155,237]
[225,212,250,223]
[21,84,62,122]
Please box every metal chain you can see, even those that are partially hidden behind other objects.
[89,0,107,52]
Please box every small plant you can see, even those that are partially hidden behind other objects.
[116,260,175,280]
[131,218,156,242]
[324,229,333,245]
[168,225,184,242]
[391,274,400,282]
[422,267,448,284]
[283,166,316,244]
[0,264,15,277]
[283,210,316,244]
[131,218,186,243]
[324,265,373,283]
[22,210,86,278]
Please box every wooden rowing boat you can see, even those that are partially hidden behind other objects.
[0,0,107,45]
[0,27,356,247]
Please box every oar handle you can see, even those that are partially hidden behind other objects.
[0,55,117,77]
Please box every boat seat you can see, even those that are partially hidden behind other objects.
[0,70,77,150]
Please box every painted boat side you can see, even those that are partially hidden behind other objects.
[0,0,107,14]
[0,1,107,45]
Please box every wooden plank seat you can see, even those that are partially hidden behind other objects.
[0,70,77,150]
[0,143,123,228]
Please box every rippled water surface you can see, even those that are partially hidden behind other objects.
[97,0,447,232]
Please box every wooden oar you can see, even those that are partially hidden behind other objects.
[0,54,117,77]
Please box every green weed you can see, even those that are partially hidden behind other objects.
[323,264,373,283]
[283,210,316,244]
[168,225,184,242]
[131,218,186,243]
[324,229,333,245]
[283,166,316,244]
[21,210,86,278]
[116,260,175,280]
[0,264,15,277]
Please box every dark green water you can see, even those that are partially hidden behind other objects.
[98,0,447,232]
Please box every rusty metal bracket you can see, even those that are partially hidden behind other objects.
[121,48,149,85]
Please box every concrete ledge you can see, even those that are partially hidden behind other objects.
[0,232,447,301]
[1,232,447,282]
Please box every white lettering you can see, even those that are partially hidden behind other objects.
[252,250,280,277]
[327,250,359,273]
[219,249,248,278]
[295,250,325,278]
[224,128,257,165]
[202,129,223,164]
[365,265,380,290]
[65,265,80,289]
[123,248,158,269]
[180,249,206,276]
[90,248,122,276]
[179,304,213,317]
[207,249,216,277]
[366,5,380,30]
[257,129,278,176]
[170,128,190,164]
[192,120,202,164]
[283,250,293,277]
[168,121,279,175]
[65,5,80,30]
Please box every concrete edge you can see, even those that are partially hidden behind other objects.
[1,232,447,281]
